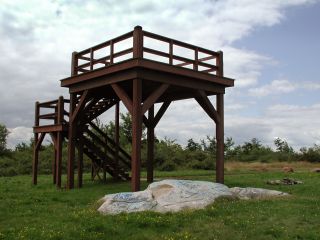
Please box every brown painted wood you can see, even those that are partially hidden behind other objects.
[70,90,89,122]
[114,102,120,179]
[32,101,40,184]
[50,133,57,184]
[195,90,220,123]
[33,124,68,133]
[133,26,143,58]
[77,133,83,188]
[131,79,142,191]
[56,131,62,188]
[153,101,171,127]
[67,93,77,189]
[217,51,224,77]
[35,133,46,150]
[147,105,154,183]
[32,133,39,185]
[71,51,78,76]
[216,93,224,183]
[111,83,133,114]
[142,83,169,114]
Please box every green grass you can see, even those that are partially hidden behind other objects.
[0,170,320,240]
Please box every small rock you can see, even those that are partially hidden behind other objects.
[282,166,294,173]
[230,187,289,200]
[267,178,303,185]
[267,180,282,185]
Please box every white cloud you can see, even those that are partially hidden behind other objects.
[7,127,33,149]
[248,79,320,97]
[248,79,296,97]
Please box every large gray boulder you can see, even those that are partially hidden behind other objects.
[98,180,233,214]
[97,180,289,215]
[147,179,233,212]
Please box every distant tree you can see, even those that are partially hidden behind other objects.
[0,123,9,154]
[120,112,146,143]
[15,142,29,152]
[299,145,320,162]
[274,138,294,154]
[186,138,202,151]
[242,138,262,154]
[201,136,216,153]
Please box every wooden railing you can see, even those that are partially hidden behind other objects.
[35,97,69,127]
[71,26,223,77]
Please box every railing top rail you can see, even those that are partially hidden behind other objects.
[142,30,220,57]
[77,30,134,56]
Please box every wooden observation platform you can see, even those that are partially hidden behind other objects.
[32,26,234,191]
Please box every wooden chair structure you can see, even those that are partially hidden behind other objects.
[32,26,234,191]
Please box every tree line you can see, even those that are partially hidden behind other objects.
[0,117,319,177]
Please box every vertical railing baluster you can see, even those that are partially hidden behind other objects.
[194,47,199,71]
[57,96,64,124]
[71,51,78,76]
[217,51,224,77]
[110,40,114,64]
[90,48,94,71]
[169,40,173,65]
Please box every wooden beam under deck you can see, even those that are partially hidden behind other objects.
[33,124,68,133]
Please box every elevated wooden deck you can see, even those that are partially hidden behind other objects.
[33,26,235,192]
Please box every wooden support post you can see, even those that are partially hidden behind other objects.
[56,96,63,188]
[77,132,83,188]
[32,101,40,185]
[53,144,57,184]
[56,132,62,188]
[51,133,57,184]
[114,102,120,179]
[131,79,142,191]
[216,93,224,183]
[67,93,77,189]
[147,105,154,183]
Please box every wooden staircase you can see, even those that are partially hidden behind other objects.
[33,95,131,187]
[83,122,131,181]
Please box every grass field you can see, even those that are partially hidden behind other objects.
[0,163,320,240]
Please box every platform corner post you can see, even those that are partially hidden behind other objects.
[133,26,143,58]
[216,93,224,184]
[131,78,142,191]
[147,105,155,183]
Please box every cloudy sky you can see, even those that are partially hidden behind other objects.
[0,0,319,149]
